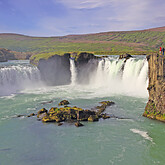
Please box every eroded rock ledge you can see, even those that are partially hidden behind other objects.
[143,54,165,122]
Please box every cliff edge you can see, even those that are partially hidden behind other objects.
[143,54,165,122]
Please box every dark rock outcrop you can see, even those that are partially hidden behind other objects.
[119,53,132,62]
[37,54,71,86]
[0,50,7,62]
[34,100,115,126]
[143,54,165,122]
[58,100,70,106]
[75,52,99,84]
[75,121,84,127]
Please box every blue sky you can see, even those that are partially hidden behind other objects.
[0,0,165,36]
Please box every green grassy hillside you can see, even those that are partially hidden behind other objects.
[0,26,164,57]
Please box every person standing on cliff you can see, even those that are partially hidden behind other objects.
[159,47,162,55]
[162,47,165,55]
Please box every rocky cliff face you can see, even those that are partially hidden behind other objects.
[31,52,99,86]
[75,52,99,84]
[0,48,33,62]
[0,48,17,62]
[143,54,165,122]
[37,53,71,86]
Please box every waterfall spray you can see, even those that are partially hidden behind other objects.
[89,57,148,97]
[0,64,42,96]
[70,59,77,85]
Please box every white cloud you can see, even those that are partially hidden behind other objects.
[37,0,165,36]
[55,0,111,9]
[4,0,165,36]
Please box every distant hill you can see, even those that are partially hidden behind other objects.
[0,26,165,56]
[0,48,33,62]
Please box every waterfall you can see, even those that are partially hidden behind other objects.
[89,57,148,97]
[0,57,148,98]
[70,59,77,85]
[0,64,42,96]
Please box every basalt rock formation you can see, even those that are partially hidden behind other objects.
[37,53,71,86]
[75,52,99,84]
[31,52,99,86]
[143,54,165,122]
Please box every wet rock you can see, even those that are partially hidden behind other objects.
[95,101,115,115]
[75,121,84,127]
[35,100,115,125]
[102,114,110,119]
[77,109,96,121]
[16,115,24,118]
[27,113,36,117]
[119,53,132,62]
[42,116,56,122]
[88,115,99,122]
[99,101,115,106]
[41,100,53,105]
[58,100,70,106]
[37,108,48,119]
[119,53,132,59]
[58,123,63,126]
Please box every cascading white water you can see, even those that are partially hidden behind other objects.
[89,57,148,97]
[0,64,42,96]
[1,57,148,98]
[70,59,77,85]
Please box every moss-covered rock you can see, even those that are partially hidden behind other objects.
[34,100,115,125]
[58,100,70,106]
[37,108,48,119]
[144,54,165,123]
[88,115,99,122]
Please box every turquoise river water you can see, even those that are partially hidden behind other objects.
[0,57,165,165]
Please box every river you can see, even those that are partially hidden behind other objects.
[0,57,165,165]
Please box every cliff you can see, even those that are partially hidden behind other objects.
[0,48,16,62]
[37,54,71,86]
[75,52,99,84]
[30,52,99,86]
[143,54,165,122]
[0,48,33,62]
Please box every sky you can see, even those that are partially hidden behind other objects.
[0,0,165,36]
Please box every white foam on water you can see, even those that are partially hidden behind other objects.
[130,128,153,142]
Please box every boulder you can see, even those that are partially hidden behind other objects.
[58,123,63,126]
[119,53,132,62]
[58,100,70,106]
[75,121,84,127]
[102,114,110,119]
[37,108,48,119]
